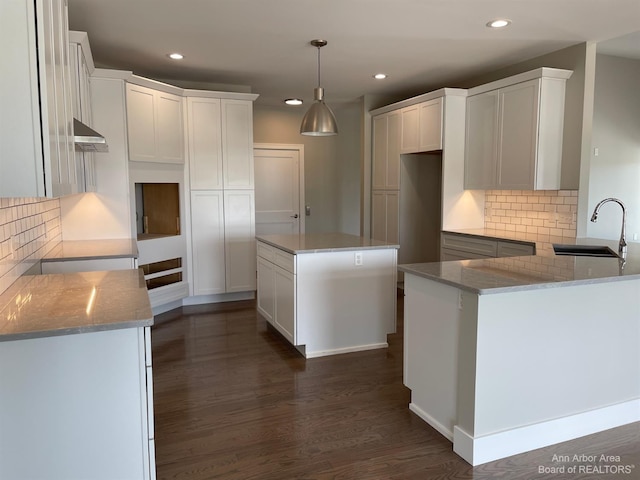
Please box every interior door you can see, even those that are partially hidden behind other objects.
[254,146,304,236]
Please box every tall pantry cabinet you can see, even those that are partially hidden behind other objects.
[187,95,258,297]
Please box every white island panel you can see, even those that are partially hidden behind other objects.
[296,248,397,358]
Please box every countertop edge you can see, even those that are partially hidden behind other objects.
[256,236,399,254]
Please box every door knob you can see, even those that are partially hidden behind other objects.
[290,214,299,219]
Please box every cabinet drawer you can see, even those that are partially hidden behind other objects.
[441,248,493,261]
[441,233,497,257]
[257,242,276,262]
[497,240,535,257]
[274,249,295,274]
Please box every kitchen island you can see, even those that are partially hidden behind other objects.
[0,269,155,480]
[399,237,640,466]
[256,233,399,358]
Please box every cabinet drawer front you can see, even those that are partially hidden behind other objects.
[274,250,295,274]
[497,240,535,257]
[441,234,497,257]
[257,242,276,262]
[441,248,493,261]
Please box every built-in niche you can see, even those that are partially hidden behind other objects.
[140,258,182,290]
[135,183,180,240]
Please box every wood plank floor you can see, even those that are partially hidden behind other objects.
[152,295,639,479]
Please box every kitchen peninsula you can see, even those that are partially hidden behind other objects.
[400,236,640,466]
[257,233,399,358]
[0,269,155,480]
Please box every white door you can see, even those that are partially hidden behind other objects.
[253,145,305,236]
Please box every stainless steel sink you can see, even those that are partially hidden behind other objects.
[553,244,619,258]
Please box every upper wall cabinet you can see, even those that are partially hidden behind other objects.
[372,110,401,190]
[126,83,185,164]
[1,0,77,197]
[464,68,573,190]
[401,97,443,154]
[187,97,254,190]
[69,31,96,193]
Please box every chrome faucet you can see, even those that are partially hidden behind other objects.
[590,197,627,256]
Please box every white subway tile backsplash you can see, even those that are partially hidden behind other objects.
[0,197,61,295]
[485,190,577,238]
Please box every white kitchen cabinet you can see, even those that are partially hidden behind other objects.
[371,190,399,244]
[372,111,401,190]
[224,190,256,292]
[401,98,443,154]
[187,97,223,190]
[69,31,97,192]
[464,68,572,190]
[440,232,535,260]
[190,190,226,295]
[187,97,255,190]
[221,99,255,189]
[1,0,77,197]
[126,83,185,164]
[0,326,155,480]
[257,246,296,344]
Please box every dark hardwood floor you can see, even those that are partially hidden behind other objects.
[151,295,639,479]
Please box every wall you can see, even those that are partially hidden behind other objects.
[0,198,61,295]
[583,54,640,242]
[253,102,362,234]
[484,190,577,237]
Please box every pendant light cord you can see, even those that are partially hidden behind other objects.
[317,46,321,88]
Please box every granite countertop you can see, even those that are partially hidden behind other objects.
[400,230,640,294]
[0,269,153,342]
[256,232,399,254]
[42,238,138,262]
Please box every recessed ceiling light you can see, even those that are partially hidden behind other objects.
[168,53,184,60]
[486,19,511,28]
[285,98,303,106]
[373,73,388,80]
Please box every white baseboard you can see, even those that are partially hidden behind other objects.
[182,291,255,306]
[453,399,640,466]
[304,342,388,359]
[409,403,454,441]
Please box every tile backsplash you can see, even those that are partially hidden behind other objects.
[484,190,578,237]
[0,198,61,295]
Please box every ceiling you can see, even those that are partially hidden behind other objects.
[67,0,640,107]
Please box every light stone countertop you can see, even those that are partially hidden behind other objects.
[0,269,153,342]
[256,232,399,254]
[400,231,640,294]
[42,238,138,262]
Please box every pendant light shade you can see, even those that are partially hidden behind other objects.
[300,40,338,136]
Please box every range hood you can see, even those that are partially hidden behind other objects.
[73,118,108,153]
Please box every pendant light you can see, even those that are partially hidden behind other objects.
[300,39,338,136]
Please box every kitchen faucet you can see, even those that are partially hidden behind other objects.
[590,198,627,256]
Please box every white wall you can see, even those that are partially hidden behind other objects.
[585,54,640,242]
[253,102,362,234]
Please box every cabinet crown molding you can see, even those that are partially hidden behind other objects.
[370,87,467,116]
[467,67,573,96]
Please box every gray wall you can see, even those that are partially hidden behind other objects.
[584,54,640,241]
[253,102,362,234]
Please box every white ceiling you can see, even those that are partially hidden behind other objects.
[67,0,640,107]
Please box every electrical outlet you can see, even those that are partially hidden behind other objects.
[458,291,463,310]
[354,252,363,266]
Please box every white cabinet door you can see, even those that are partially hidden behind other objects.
[156,91,184,163]
[224,190,256,292]
[464,91,499,189]
[187,97,223,189]
[371,190,399,244]
[126,83,184,164]
[419,97,443,152]
[372,111,401,190]
[126,84,157,162]
[257,256,276,323]
[274,264,296,344]
[400,104,420,154]
[190,191,226,295]
[497,80,538,189]
[222,99,254,189]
